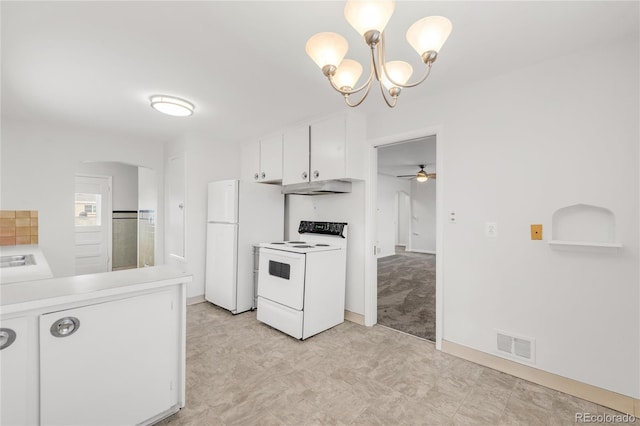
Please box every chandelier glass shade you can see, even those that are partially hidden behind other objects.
[305,0,452,108]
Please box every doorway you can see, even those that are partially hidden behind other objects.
[375,137,437,341]
[75,162,158,275]
[74,175,112,275]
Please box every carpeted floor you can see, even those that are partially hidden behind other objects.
[377,246,436,341]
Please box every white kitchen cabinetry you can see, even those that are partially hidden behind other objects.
[0,316,29,426]
[39,291,179,426]
[242,134,283,183]
[283,124,310,185]
[0,266,190,426]
[282,112,366,185]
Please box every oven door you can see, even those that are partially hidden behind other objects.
[258,248,306,310]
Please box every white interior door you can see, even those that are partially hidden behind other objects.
[75,175,111,275]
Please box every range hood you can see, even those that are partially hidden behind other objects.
[281,180,352,195]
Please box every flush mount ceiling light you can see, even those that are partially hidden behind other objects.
[149,95,195,117]
[305,0,452,108]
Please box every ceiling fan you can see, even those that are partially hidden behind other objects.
[397,165,436,182]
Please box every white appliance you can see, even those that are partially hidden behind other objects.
[205,180,283,314]
[257,221,347,339]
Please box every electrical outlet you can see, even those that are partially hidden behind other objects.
[485,222,498,238]
[531,224,543,240]
[448,211,457,224]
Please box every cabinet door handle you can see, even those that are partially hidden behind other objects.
[313,170,320,179]
[253,173,259,181]
[0,328,16,350]
[261,172,266,179]
[50,317,80,338]
[301,171,308,180]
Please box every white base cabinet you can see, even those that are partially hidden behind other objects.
[0,317,29,426]
[0,266,190,426]
[39,291,179,426]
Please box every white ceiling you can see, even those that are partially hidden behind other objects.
[2,1,638,144]
[378,136,436,177]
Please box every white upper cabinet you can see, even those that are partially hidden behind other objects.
[259,134,283,183]
[310,115,348,182]
[241,135,283,184]
[241,140,261,182]
[307,112,366,183]
[283,125,310,185]
[244,112,365,186]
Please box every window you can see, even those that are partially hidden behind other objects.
[75,193,101,226]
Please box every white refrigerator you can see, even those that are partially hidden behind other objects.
[205,179,284,314]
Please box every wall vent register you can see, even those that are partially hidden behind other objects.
[496,330,535,363]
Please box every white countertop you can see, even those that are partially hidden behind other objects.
[0,245,53,284]
[0,265,192,315]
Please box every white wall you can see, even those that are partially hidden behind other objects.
[287,182,366,315]
[410,179,436,253]
[138,167,157,212]
[76,161,138,211]
[367,39,639,397]
[397,192,410,247]
[0,119,165,278]
[164,133,241,298]
[376,173,410,257]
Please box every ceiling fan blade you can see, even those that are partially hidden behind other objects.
[427,173,437,179]
[396,174,416,178]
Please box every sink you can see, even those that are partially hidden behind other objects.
[0,254,36,268]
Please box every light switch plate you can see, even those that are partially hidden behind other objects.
[485,222,498,238]
[531,224,543,240]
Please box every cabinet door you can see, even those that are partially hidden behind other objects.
[310,115,346,181]
[0,317,29,426]
[283,125,310,185]
[40,291,178,426]
[259,134,283,183]
[241,140,261,183]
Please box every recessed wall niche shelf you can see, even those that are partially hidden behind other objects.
[548,203,622,248]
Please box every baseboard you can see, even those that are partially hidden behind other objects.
[441,340,638,416]
[377,253,396,259]
[407,249,436,254]
[186,295,206,306]
[344,310,365,325]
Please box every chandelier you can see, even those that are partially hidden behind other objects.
[305,0,452,108]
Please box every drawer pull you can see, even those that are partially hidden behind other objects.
[51,317,80,338]
[0,328,16,350]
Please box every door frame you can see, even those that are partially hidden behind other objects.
[75,173,113,273]
[364,125,444,349]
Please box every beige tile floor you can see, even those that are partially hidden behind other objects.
[157,302,634,426]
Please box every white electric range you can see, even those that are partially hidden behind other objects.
[256,221,347,340]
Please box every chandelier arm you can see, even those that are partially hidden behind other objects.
[327,64,375,96]
[379,32,434,89]
[378,79,398,108]
[344,78,375,108]
[371,42,383,82]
